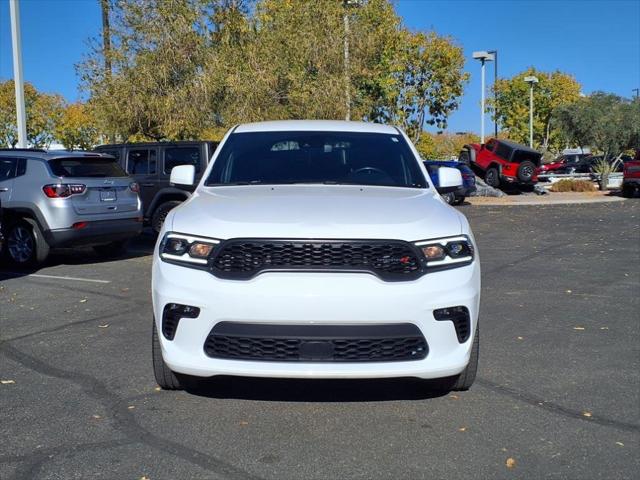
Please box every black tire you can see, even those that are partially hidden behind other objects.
[484,167,500,188]
[93,240,128,257]
[152,319,183,390]
[442,192,456,205]
[451,324,479,391]
[622,184,635,198]
[453,195,465,206]
[517,161,536,183]
[4,219,50,267]
[151,201,182,235]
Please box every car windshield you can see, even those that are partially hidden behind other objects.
[48,157,127,178]
[205,131,427,188]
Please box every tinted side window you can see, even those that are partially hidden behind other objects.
[16,158,27,176]
[0,157,17,180]
[127,149,157,175]
[101,149,121,162]
[495,143,512,160]
[485,141,495,151]
[163,147,201,174]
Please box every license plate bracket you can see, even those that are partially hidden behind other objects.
[100,189,117,202]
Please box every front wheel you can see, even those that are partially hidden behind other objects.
[151,200,182,235]
[453,195,465,206]
[152,319,183,390]
[622,184,635,198]
[4,220,50,267]
[441,192,456,205]
[451,324,479,391]
[484,167,500,188]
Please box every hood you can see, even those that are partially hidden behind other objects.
[170,185,463,241]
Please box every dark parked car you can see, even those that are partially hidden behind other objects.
[539,153,592,174]
[95,141,218,233]
[424,160,476,205]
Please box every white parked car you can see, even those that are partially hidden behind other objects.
[152,120,481,391]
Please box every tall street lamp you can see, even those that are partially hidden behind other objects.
[472,51,495,144]
[9,0,27,148]
[524,76,539,148]
[488,49,498,138]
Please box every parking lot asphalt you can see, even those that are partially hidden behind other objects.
[1,201,639,480]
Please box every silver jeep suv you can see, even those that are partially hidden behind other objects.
[0,149,142,266]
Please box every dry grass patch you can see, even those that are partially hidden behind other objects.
[549,179,597,192]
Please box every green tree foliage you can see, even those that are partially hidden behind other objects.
[55,103,100,150]
[78,0,468,142]
[489,68,581,151]
[415,131,479,160]
[0,80,64,148]
[554,92,640,159]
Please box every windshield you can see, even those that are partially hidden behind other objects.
[205,131,427,188]
[48,157,127,178]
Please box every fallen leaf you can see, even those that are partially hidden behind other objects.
[615,441,624,447]
[154,386,161,392]
[128,405,135,410]
[566,290,572,294]
[458,427,466,432]
[517,336,524,340]
[139,476,150,480]
[600,327,609,330]
[239,421,249,426]
[449,394,459,400]
[92,415,102,419]
[121,288,130,292]
[573,327,585,331]
[79,299,88,303]
[506,457,516,469]
[582,411,592,418]
[1,379,16,385]
[98,324,109,328]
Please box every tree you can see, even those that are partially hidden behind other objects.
[55,103,100,150]
[370,31,468,143]
[415,131,479,160]
[0,80,64,148]
[489,68,581,152]
[78,0,468,142]
[554,92,640,160]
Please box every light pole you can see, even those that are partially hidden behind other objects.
[343,0,362,121]
[9,0,27,148]
[488,49,498,137]
[472,51,494,144]
[524,76,539,148]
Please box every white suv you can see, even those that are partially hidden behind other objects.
[152,121,480,391]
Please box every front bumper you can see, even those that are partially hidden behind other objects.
[152,256,481,380]
[45,217,143,248]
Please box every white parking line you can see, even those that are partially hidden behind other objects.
[1,272,111,284]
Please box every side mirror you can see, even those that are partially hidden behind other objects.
[170,164,195,188]
[436,167,463,194]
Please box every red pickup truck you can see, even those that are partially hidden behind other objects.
[622,150,640,198]
[459,138,542,188]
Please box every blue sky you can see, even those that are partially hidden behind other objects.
[1,0,639,134]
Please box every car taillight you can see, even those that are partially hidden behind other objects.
[129,182,140,193]
[42,184,86,198]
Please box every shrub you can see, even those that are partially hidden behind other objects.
[549,179,597,192]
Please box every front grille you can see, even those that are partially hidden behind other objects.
[204,323,428,362]
[209,239,424,281]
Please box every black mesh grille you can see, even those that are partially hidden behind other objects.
[209,239,424,281]
[204,323,428,362]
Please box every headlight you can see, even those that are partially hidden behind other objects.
[414,235,474,270]
[159,232,220,268]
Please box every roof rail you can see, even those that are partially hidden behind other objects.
[0,148,47,153]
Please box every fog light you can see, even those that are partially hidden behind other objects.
[162,303,200,340]
[434,306,471,343]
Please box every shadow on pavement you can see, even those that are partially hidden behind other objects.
[183,375,454,402]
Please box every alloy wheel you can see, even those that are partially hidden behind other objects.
[8,225,34,263]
